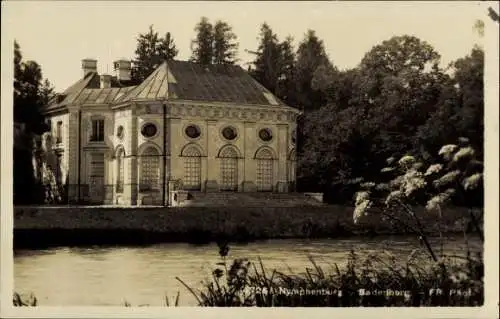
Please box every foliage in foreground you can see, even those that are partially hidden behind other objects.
[176,242,483,307]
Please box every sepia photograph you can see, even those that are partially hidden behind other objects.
[1,1,498,318]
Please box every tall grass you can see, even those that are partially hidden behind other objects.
[177,240,483,307]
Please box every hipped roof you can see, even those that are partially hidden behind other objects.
[47,60,287,110]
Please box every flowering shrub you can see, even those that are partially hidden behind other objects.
[353,138,483,261]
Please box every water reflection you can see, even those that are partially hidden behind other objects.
[14,235,481,306]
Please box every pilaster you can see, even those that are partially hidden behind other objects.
[277,123,288,193]
[205,119,218,191]
[243,121,257,192]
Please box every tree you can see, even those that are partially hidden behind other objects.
[190,17,214,65]
[13,41,55,205]
[212,20,239,64]
[298,35,451,202]
[417,47,484,160]
[274,36,296,105]
[351,36,446,162]
[158,32,179,61]
[293,30,332,111]
[249,23,282,94]
[131,25,178,83]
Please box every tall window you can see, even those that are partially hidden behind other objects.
[140,147,160,191]
[220,147,238,191]
[56,121,63,144]
[116,149,124,193]
[183,146,201,190]
[90,119,105,142]
[256,148,274,192]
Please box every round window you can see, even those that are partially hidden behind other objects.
[222,126,237,141]
[141,123,157,138]
[116,125,124,139]
[259,128,273,142]
[185,125,201,139]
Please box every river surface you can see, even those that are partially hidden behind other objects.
[14,235,481,306]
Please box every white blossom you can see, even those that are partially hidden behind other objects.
[412,162,424,170]
[353,199,372,224]
[401,169,427,197]
[458,137,470,144]
[385,190,402,206]
[398,155,416,168]
[381,167,395,173]
[360,182,376,189]
[438,144,458,161]
[463,173,482,190]
[453,146,475,163]
[433,170,461,188]
[355,191,370,206]
[426,189,456,212]
[425,164,443,176]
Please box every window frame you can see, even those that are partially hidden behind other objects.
[90,118,105,142]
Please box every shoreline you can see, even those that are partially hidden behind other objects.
[14,205,479,249]
[14,228,472,250]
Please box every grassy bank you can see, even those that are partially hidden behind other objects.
[14,205,476,249]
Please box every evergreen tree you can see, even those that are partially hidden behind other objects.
[275,36,296,105]
[293,30,332,111]
[190,17,214,65]
[158,32,179,61]
[131,25,178,83]
[212,20,239,64]
[249,23,283,95]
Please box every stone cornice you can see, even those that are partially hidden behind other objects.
[47,99,301,123]
[165,102,299,123]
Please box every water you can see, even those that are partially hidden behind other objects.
[14,235,481,306]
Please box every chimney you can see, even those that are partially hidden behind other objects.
[100,74,112,88]
[82,59,98,78]
[114,59,131,82]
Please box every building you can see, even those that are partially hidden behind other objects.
[42,58,300,206]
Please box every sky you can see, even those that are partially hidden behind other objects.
[2,1,495,92]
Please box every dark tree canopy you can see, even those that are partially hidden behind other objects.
[295,33,483,205]
[249,23,298,100]
[13,41,55,205]
[190,17,215,65]
[212,20,239,64]
[131,25,178,83]
[190,17,239,65]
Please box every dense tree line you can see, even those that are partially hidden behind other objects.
[243,23,484,205]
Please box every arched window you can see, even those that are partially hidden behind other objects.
[183,146,201,190]
[116,148,125,193]
[220,146,238,191]
[140,147,160,191]
[256,148,274,192]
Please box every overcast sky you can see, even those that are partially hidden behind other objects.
[2,1,494,92]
